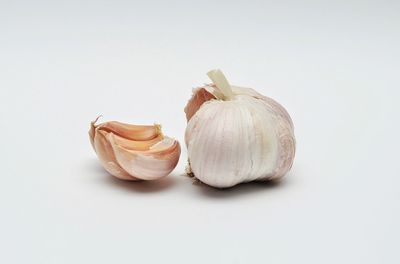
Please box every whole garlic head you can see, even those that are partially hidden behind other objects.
[89,117,181,181]
[184,70,295,188]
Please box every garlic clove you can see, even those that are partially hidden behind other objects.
[108,134,181,180]
[89,117,180,181]
[93,129,139,181]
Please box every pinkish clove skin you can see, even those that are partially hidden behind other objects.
[89,118,180,181]
[94,129,137,180]
[109,134,181,181]
[184,87,216,121]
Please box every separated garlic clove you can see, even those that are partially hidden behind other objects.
[184,69,296,188]
[89,117,180,181]
[109,134,181,181]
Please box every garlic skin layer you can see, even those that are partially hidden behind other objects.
[184,70,295,188]
[89,117,181,181]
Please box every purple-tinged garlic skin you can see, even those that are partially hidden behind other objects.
[89,118,180,181]
[184,70,295,188]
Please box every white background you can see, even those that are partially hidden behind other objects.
[1,0,399,263]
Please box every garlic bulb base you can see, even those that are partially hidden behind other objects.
[185,161,195,178]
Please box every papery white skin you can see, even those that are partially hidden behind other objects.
[185,70,295,188]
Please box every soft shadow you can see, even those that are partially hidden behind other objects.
[191,172,293,199]
[86,159,176,193]
[103,175,176,193]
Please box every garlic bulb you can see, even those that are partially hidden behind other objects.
[89,117,181,180]
[184,70,295,188]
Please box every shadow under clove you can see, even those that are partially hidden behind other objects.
[102,174,177,193]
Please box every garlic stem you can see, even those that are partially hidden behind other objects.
[207,69,234,100]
